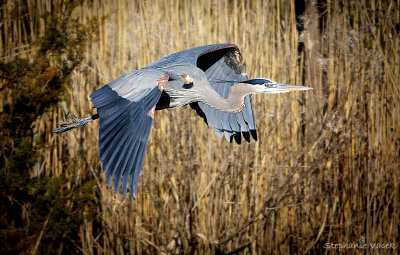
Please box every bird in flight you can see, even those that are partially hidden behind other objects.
[53,43,312,198]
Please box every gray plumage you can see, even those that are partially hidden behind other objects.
[53,43,312,198]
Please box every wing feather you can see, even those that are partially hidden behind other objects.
[90,69,166,197]
[113,138,134,186]
[111,134,132,191]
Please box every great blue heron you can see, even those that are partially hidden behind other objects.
[53,43,312,198]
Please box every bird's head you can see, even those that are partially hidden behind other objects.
[244,78,313,94]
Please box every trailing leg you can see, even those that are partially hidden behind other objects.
[52,113,99,133]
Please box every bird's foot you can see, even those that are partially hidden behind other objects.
[52,113,92,133]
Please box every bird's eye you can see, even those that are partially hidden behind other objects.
[183,82,193,89]
[264,80,273,87]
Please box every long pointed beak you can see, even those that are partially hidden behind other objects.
[264,83,313,94]
[243,78,312,94]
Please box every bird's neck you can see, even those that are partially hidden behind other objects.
[201,83,256,113]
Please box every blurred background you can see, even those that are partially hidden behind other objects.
[1,0,399,254]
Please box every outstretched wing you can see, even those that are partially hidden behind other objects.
[90,69,168,197]
[191,47,257,144]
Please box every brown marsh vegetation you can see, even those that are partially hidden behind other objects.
[1,0,399,254]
